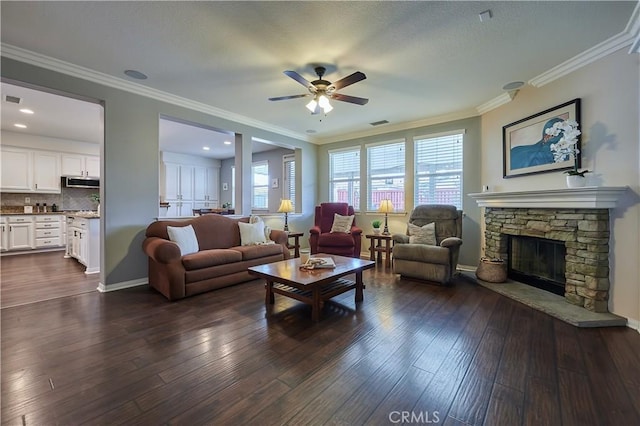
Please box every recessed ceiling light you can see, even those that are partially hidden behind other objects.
[124,69,148,80]
[223,141,232,145]
[19,108,34,114]
[502,81,524,91]
[14,123,27,128]
[203,146,210,151]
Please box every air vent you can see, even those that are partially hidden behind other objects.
[370,120,389,126]
[4,95,21,104]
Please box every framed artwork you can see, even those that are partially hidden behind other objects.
[503,98,581,178]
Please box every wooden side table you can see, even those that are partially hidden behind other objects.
[365,233,393,268]
[286,232,304,258]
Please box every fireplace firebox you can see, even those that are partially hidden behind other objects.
[508,235,566,296]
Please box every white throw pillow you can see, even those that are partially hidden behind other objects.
[239,220,267,245]
[330,213,354,233]
[167,224,199,255]
[250,215,272,241]
[408,222,437,245]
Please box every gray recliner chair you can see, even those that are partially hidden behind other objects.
[392,204,463,284]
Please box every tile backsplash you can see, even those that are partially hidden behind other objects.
[1,187,99,211]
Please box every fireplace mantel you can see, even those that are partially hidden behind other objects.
[468,186,628,209]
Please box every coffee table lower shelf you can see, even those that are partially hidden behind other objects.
[272,278,358,303]
[267,278,363,322]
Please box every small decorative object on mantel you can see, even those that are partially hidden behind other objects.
[476,257,507,283]
[545,119,590,188]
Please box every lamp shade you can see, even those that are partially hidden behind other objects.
[277,199,294,213]
[378,199,394,213]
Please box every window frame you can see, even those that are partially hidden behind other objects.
[282,154,295,211]
[328,147,361,211]
[251,160,269,210]
[366,139,406,212]
[413,129,464,209]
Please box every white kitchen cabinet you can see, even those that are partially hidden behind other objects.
[66,216,99,274]
[1,147,32,192]
[164,162,195,216]
[0,218,8,252]
[1,146,61,193]
[61,154,100,178]
[33,151,61,193]
[193,166,219,208]
[34,215,63,248]
[7,216,34,250]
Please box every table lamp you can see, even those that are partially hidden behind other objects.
[277,199,294,231]
[378,199,394,235]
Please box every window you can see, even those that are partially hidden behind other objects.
[367,141,405,211]
[283,154,295,209]
[252,161,269,209]
[231,166,235,208]
[414,131,463,209]
[329,148,360,209]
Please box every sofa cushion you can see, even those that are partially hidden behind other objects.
[182,248,242,271]
[231,243,284,261]
[167,224,199,255]
[318,232,356,247]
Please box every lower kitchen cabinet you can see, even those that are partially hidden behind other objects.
[7,216,34,250]
[1,217,8,251]
[65,216,99,274]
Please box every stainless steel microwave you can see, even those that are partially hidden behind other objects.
[62,176,100,189]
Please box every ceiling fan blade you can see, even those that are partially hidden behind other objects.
[284,70,313,89]
[329,71,366,90]
[268,94,309,101]
[331,93,369,105]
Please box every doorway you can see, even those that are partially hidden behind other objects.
[0,80,104,307]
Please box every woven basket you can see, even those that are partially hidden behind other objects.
[476,258,507,283]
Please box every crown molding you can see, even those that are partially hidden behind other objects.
[629,2,640,53]
[1,43,310,143]
[529,4,639,88]
[476,93,514,116]
[313,108,478,145]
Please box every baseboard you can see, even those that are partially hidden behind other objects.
[627,318,640,332]
[457,263,477,272]
[97,278,148,293]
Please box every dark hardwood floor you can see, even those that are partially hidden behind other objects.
[1,258,639,425]
[1,251,99,308]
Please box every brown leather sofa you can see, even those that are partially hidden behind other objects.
[142,214,290,300]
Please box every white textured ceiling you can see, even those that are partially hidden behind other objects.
[0,1,637,144]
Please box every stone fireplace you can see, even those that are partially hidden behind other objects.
[469,187,628,314]
[484,207,609,312]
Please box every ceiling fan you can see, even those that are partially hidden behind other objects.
[269,66,368,114]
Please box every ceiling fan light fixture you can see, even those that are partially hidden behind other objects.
[318,94,333,113]
[306,98,318,112]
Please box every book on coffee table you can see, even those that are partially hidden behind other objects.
[302,257,336,269]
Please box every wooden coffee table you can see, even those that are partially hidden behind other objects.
[248,254,375,321]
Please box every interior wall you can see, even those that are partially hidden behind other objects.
[1,57,314,289]
[480,47,640,323]
[250,147,294,213]
[316,116,483,267]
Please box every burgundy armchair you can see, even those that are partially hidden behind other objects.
[309,203,362,258]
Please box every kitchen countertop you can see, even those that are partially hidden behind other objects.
[0,210,99,218]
